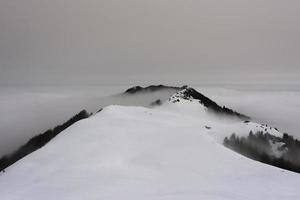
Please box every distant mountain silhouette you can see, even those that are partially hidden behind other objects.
[124,85,186,94]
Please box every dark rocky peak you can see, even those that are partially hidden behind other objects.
[171,87,250,120]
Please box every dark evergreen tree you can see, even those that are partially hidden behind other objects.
[224,131,300,174]
[0,110,91,171]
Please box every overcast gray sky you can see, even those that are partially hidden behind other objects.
[0,0,300,85]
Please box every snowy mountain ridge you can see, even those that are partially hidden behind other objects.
[0,85,299,199]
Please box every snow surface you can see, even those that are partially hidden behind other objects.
[0,94,299,200]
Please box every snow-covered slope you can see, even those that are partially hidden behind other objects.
[0,89,299,200]
[0,85,180,157]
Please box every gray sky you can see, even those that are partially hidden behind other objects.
[0,0,300,85]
